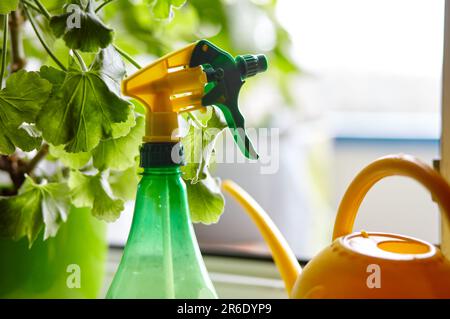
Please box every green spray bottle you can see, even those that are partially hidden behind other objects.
[106,40,267,298]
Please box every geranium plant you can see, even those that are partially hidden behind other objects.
[0,0,296,247]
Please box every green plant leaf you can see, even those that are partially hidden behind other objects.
[180,119,202,180]
[90,45,127,96]
[0,0,18,14]
[151,0,187,20]
[36,52,132,153]
[110,109,136,138]
[49,144,91,169]
[181,106,226,182]
[109,162,141,201]
[0,183,42,245]
[39,65,66,94]
[40,66,94,167]
[0,70,51,155]
[0,176,70,246]
[50,0,114,52]
[92,115,144,171]
[25,178,71,240]
[186,170,224,224]
[68,170,124,221]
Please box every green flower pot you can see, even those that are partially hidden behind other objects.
[0,206,107,298]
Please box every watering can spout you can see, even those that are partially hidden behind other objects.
[221,180,301,296]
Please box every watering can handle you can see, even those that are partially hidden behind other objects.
[333,154,450,241]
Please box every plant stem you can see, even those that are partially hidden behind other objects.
[24,7,67,71]
[0,14,8,90]
[21,0,45,16]
[72,49,87,72]
[188,112,205,128]
[9,10,26,72]
[95,0,116,13]
[26,143,49,174]
[0,153,28,194]
[74,0,84,8]
[0,11,27,194]
[113,44,142,69]
[32,0,51,20]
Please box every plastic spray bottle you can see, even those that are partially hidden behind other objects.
[106,40,267,298]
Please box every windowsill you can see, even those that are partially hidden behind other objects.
[329,111,440,141]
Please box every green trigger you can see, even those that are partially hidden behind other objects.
[216,103,259,160]
[190,40,268,160]
[203,81,258,159]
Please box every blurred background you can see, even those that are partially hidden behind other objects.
[106,0,445,261]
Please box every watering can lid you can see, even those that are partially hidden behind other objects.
[341,231,437,261]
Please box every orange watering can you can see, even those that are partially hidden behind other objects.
[222,154,450,298]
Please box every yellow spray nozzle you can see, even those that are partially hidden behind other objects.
[122,42,207,143]
[121,40,268,158]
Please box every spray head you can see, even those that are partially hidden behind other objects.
[121,39,268,160]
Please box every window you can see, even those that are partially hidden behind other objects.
[277,0,444,139]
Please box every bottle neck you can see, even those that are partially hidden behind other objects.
[141,166,182,175]
[140,142,184,168]
[133,166,186,225]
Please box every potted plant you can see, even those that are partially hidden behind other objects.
[0,0,295,298]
